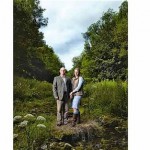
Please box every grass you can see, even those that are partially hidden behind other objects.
[13,98,56,149]
[13,78,128,149]
[82,80,128,118]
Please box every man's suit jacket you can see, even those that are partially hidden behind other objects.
[53,76,72,101]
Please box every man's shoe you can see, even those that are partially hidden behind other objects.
[76,111,81,124]
[64,121,68,125]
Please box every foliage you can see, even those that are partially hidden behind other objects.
[83,80,128,118]
[13,1,128,149]
[70,1,128,81]
[25,45,64,82]
[14,76,53,101]
[14,0,63,82]
[14,112,56,150]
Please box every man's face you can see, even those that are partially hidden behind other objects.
[60,68,66,76]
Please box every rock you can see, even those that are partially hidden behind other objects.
[58,142,65,147]
[41,144,47,150]
[64,143,72,150]
[50,142,58,148]
[115,126,123,133]
[13,115,22,122]
[95,143,101,149]
[37,116,46,121]
[37,124,46,128]
[18,120,28,128]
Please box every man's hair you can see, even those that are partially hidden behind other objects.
[60,67,66,71]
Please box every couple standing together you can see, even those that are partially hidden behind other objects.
[53,67,84,127]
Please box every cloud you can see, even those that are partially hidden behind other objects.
[39,0,123,70]
[58,42,84,70]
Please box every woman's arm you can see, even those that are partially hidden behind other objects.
[72,77,84,93]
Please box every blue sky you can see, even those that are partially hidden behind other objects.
[40,0,123,70]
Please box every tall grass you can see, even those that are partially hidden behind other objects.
[14,76,53,101]
[83,80,128,118]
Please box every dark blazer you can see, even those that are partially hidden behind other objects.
[53,76,72,101]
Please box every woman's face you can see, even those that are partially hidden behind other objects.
[74,69,79,77]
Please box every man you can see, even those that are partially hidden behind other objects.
[53,67,72,126]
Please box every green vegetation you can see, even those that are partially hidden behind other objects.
[83,80,128,119]
[14,76,53,101]
[14,0,63,82]
[14,0,128,149]
[14,79,127,149]
[70,1,128,81]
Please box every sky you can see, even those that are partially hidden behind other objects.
[39,0,124,70]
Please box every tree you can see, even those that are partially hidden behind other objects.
[14,0,63,82]
[71,1,128,81]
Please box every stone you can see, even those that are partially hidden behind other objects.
[41,144,47,150]
[50,142,58,148]
[64,143,72,150]
[95,143,101,149]
[59,142,65,147]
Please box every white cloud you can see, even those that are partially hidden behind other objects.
[58,42,84,70]
[39,0,123,70]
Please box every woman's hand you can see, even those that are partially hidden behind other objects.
[70,91,73,96]
[70,92,73,99]
[70,95,73,99]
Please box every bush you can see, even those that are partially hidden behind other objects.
[14,76,53,101]
[83,80,128,117]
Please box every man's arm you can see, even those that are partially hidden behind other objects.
[69,78,72,94]
[53,77,58,100]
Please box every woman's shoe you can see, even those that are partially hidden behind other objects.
[76,111,80,124]
[71,114,77,127]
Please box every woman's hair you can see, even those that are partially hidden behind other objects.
[74,68,80,77]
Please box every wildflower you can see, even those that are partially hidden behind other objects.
[37,124,46,128]
[37,116,46,121]
[24,114,34,118]
[89,97,94,100]
[13,116,22,122]
[18,120,28,128]
[13,134,18,139]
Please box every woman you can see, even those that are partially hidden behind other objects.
[70,68,84,127]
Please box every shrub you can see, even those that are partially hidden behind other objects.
[83,80,128,118]
[14,76,53,101]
